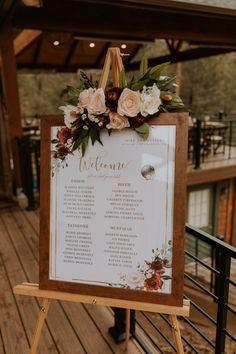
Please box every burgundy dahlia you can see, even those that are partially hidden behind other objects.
[128,114,147,128]
[105,87,123,111]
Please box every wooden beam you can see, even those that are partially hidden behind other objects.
[14,29,42,56]
[64,39,78,67]
[12,4,236,46]
[0,23,22,187]
[0,29,42,67]
[126,47,235,71]
[0,80,15,202]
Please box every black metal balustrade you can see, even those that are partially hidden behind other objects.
[111,225,236,354]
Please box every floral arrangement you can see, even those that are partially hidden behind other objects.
[118,241,172,291]
[54,59,184,158]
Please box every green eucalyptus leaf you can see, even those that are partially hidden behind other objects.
[66,97,79,105]
[51,139,59,144]
[81,134,89,156]
[140,56,148,76]
[159,77,176,91]
[90,127,98,145]
[119,68,126,88]
[135,123,149,140]
[149,62,170,80]
[67,85,81,96]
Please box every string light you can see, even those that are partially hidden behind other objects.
[121,44,127,49]
[89,42,95,48]
[53,40,60,46]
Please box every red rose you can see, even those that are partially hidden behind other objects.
[57,127,72,144]
[144,273,162,291]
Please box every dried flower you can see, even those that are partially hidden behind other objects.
[162,94,172,101]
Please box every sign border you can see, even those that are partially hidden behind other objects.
[39,112,188,306]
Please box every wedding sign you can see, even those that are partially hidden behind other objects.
[40,113,188,306]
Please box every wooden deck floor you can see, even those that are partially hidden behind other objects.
[0,206,157,354]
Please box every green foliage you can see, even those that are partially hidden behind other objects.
[135,123,150,140]
[140,56,148,76]
[119,68,127,88]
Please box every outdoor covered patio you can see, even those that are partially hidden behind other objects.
[0,1,236,354]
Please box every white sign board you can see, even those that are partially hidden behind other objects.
[49,125,176,293]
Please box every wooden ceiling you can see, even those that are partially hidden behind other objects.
[1,0,236,72]
[14,30,143,71]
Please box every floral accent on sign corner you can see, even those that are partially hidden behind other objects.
[53,58,184,159]
[118,241,172,292]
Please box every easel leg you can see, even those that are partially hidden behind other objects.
[125,309,130,351]
[29,298,51,354]
[169,315,184,354]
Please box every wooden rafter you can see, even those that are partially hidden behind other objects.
[0,29,42,67]
[14,29,42,56]
[166,39,183,54]
[126,47,235,71]
[12,3,236,46]
[64,39,78,67]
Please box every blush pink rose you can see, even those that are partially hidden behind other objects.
[88,88,106,115]
[78,88,94,109]
[107,111,130,130]
[117,88,140,117]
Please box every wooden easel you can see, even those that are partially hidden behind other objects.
[14,283,190,354]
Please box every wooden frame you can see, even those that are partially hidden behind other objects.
[39,112,188,307]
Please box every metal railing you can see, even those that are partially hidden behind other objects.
[188,113,236,169]
[111,225,236,354]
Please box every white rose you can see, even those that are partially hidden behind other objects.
[59,105,79,128]
[78,88,94,109]
[117,88,140,117]
[140,84,161,117]
[126,271,145,289]
[87,88,106,115]
[107,111,130,130]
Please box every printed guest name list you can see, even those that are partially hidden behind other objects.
[50,126,175,293]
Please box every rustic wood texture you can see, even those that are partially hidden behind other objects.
[39,112,188,306]
[0,83,14,202]
[0,206,144,354]
[13,1,236,46]
[0,23,22,187]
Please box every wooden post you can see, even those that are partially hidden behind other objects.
[231,178,236,247]
[0,80,15,202]
[125,308,130,351]
[0,23,23,188]
[175,62,182,96]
